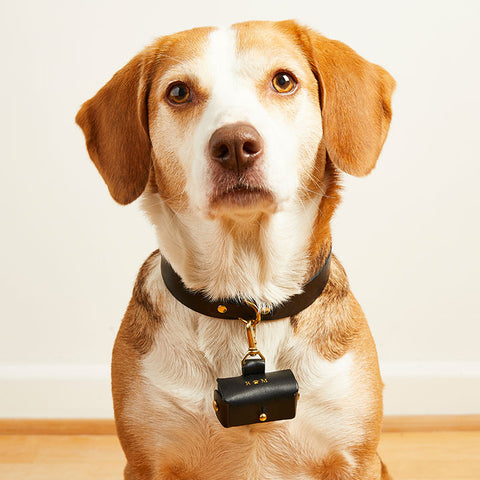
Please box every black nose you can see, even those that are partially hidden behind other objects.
[208,123,264,172]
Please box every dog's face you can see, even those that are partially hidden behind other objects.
[77,21,395,224]
[147,24,323,219]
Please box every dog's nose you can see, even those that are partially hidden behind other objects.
[209,123,263,172]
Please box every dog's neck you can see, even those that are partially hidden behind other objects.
[142,199,329,307]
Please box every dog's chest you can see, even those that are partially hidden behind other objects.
[136,297,362,479]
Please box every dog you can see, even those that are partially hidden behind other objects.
[76,20,395,480]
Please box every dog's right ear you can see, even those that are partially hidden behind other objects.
[283,21,396,177]
[76,46,159,205]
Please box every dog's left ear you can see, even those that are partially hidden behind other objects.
[286,22,396,176]
[76,45,159,205]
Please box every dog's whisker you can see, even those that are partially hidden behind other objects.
[302,171,332,193]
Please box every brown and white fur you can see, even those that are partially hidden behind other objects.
[76,20,395,480]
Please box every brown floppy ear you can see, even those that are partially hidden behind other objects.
[291,23,396,176]
[76,46,158,204]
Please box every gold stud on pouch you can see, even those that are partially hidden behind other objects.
[213,302,299,428]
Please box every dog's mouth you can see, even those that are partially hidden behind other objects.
[209,182,276,214]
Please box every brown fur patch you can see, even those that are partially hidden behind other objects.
[121,250,162,355]
[304,150,342,277]
[292,254,359,360]
[310,451,354,480]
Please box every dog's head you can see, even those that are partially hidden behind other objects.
[76,21,394,223]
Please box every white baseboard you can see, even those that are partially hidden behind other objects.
[0,364,113,418]
[0,362,479,418]
[380,361,480,415]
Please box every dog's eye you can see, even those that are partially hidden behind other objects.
[167,82,191,104]
[272,72,296,94]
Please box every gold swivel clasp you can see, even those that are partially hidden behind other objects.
[240,301,268,365]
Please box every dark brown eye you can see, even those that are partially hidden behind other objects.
[272,72,296,93]
[167,82,191,104]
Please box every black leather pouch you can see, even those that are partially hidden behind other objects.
[213,359,299,428]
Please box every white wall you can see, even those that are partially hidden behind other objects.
[1,0,479,418]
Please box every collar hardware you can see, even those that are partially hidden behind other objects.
[240,301,265,365]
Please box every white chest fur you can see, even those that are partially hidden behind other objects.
[136,279,364,479]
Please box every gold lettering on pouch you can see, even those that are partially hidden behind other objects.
[245,379,268,386]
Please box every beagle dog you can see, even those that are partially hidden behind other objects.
[76,20,395,480]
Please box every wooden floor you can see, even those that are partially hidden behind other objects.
[1,431,479,480]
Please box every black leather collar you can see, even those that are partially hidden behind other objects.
[160,250,331,321]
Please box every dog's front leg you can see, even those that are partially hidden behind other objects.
[112,292,206,480]
[111,292,160,480]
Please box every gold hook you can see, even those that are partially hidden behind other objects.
[240,301,266,365]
